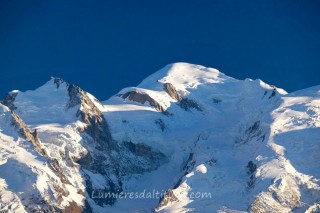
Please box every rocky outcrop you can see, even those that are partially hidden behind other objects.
[155,189,178,212]
[53,77,65,89]
[173,152,196,189]
[306,203,320,213]
[235,121,264,145]
[212,98,221,103]
[269,89,276,99]
[63,201,84,213]
[59,80,115,149]
[155,118,166,131]
[10,112,47,156]
[121,141,167,174]
[1,91,18,111]
[25,199,84,213]
[75,96,114,149]
[62,83,122,207]
[163,83,182,101]
[246,161,257,174]
[178,98,202,111]
[120,91,167,113]
[250,193,289,213]
[250,175,302,212]
[49,159,71,184]
[246,161,257,188]
[67,84,82,109]
[163,83,202,111]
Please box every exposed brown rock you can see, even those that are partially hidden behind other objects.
[64,83,123,207]
[250,192,285,213]
[49,159,71,184]
[52,183,70,206]
[10,112,47,156]
[120,91,166,113]
[64,201,83,213]
[155,189,178,211]
[64,82,115,150]
[163,83,182,101]
[163,83,202,111]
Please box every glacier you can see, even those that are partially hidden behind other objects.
[0,62,319,212]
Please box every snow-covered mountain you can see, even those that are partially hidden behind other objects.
[0,63,319,213]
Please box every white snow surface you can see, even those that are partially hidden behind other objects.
[0,62,319,212]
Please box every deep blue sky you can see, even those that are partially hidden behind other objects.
[1,0,319,100]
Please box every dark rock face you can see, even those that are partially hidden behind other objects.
[1,92,18,111]
[246,161,257,188]
[75,99,113,149]
[236,121,264,145]
[205,158,217,166]
[173,152,196,189]
[121,141,167,174]
[81,140,168,207]
[67,84,82,109]
[178,98,202,111]
[247,161,257,174]
[247,121,260,134]
[64,82,114,149]
[269,89,276,99]
[120,91,166,113]
[163,82,202,112]
[182,153,196,174]
[155,118,166,132]
[163,83,182,101]
[53,77,65,89]
[212,98,222,103]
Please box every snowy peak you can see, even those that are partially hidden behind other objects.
[1,77,106,125]
[2,77,74,125]
[0,63,319,213]
[109,63,286,121]
[138,62,226,89]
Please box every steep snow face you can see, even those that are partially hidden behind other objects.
[0,103,85,212]
[0,62,319,213]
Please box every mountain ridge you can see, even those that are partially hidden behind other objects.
[0,62,319,212]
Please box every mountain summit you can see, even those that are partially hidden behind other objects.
[0,63,319,212]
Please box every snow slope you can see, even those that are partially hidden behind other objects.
[0,103,85,212]
[0,63,319,212]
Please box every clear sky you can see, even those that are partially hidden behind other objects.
[1,0,319,100]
